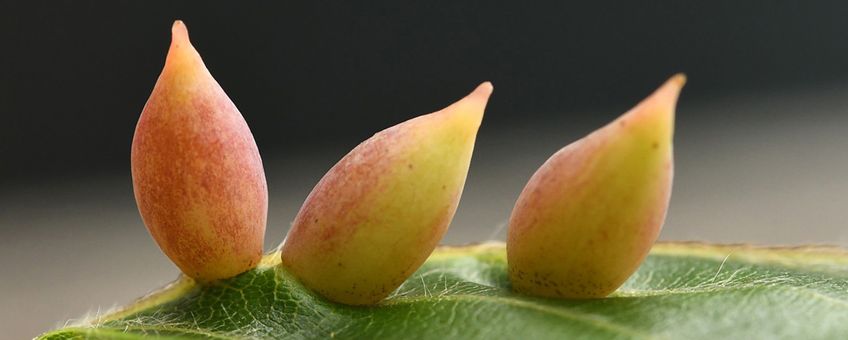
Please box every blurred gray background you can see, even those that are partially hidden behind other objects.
[2,1,848,338]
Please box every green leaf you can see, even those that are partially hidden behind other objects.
[38,242,848,339]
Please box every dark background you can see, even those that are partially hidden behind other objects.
[3,2,848,338]
[2,1,847,183]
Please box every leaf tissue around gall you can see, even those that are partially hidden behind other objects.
[281,83,493,305]
[507,75,685,299]
[131,21,268,282]
[37,243,848,339]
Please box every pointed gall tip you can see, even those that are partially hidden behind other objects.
[459,81,493,117]
[610,73,685,136]
[459,82,493,124]
[442,82,493,120]
[164,20,202,70]
[471,81,494,101]
[171,20,190,46]
[654,73,686,104]
[669,73,687,88]
[635,73,686,115]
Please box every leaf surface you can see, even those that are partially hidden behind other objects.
[38,242,848,339]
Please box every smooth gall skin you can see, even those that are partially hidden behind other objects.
[282,83,492,305]
[508,75,685,298]
[131,21,268,282]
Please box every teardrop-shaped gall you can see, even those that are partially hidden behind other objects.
[508,75,685,298]
[281,83,493,305]
[131,21,268,282]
